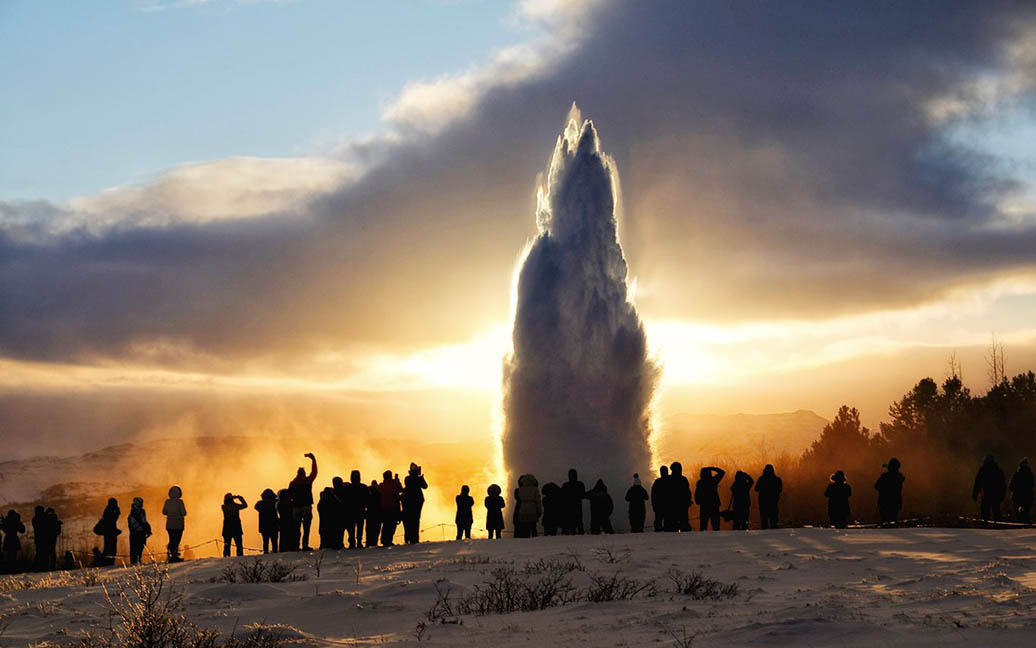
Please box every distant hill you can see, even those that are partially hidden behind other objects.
[655,410,828,466]
[0,435,495,516]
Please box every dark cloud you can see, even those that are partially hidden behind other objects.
[2,0,1036,366]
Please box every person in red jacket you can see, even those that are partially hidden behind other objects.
[377,470,403,546]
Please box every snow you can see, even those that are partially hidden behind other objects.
[3,528,1036,646]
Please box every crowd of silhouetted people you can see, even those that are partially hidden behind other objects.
[1,452,1035,573]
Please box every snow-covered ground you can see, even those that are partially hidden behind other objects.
[3,528,1036,647]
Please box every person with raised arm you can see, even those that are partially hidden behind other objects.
[289,453,318,550]
[695,467,726,531]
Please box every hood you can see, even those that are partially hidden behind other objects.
[518,474,539,488]
[168,485,182,499]
[132,497,144,510]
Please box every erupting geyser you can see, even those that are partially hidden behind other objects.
[502,106,658,512]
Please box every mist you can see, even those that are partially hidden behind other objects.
[502,107,659,508]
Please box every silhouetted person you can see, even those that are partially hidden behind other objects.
[651,466,670,532]
[625,474,648,533]
[695,467,726,531]
[541,482,562,535]
[255,489,279,553]
[755,464,783,529]
[485,484,505,539]
[162,485,187,563]
[32,506,49,571]
[221,493,247,556]
[44,508,61,569]
[515,474,542,538]
[455,485,474,540]
[973,454,1007,523]
[589,479,615,534]
[667,462,693,532]
[561,469,587,534]
[289,453,318,550]
[317,487,343,550]
[332,476,351,549]
[97,498,121,558]
[377,470,403,546]
[365,480,381,547]
[875,457,905,528]
[825,471,852,528]
[402,463,428,544]
[1010,458,1034,524]
[1,510,22,563]
[730,470,754,530]
[277,488,297,552]
[127,498,151,565]
[347,470,367,549]
[513,486,521,532]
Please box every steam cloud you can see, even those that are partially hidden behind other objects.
[503,107,658,503]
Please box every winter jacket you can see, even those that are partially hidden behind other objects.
[162,486,187,530]
[485,490,505,531]
[455,493,474,526]
[589,482,614,520]
[100,501,121,534]
[128,498,151,536]
[730,473,755,514]
[348,475,368,520]
[754,471,783,509]
[625,483,648,516]
[973,461,1007,502]
[221,498,247,537]
[402,472,428,511]
[561,478,586,516]
[540,482,562,531]
[875,471,905,510]
[1010,466,1035,506]
[695,469,726,511]
[378,476,403,516]
[255,490,279,534]
[2,511,25,554]
[289,473,316,507]
[517,474,543,524]
[825,481,852,522]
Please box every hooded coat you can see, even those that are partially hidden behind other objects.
[128,498,151,535]
[485,485,505,532]
[825,474,852,525]
[589,480,614,520]
[255,489,280,535]
[973,457,1007,503]
[517,474,543,525]
[162,486,187,530]
[754,467,783,510]
[1010,463,1034,507]
[2,510,25,555]
[455,488,474,527]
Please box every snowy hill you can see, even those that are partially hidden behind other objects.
[2,528,1034,647]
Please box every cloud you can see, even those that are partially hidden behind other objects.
[3,0,1036,370]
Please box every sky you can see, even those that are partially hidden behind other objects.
[3,0,1036,462]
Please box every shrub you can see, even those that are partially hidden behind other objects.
[217,560,303,584]
[75,562,291,648]
[666,569,739,600]
[584,572,656,602]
